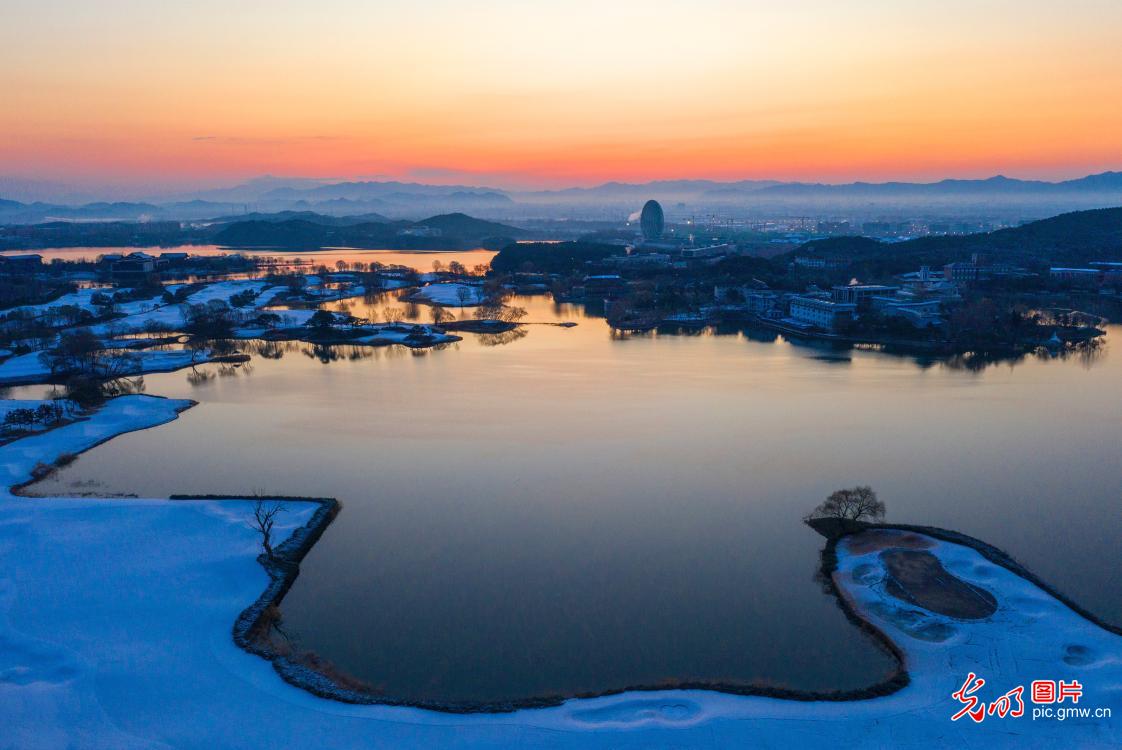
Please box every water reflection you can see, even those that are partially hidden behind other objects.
[24,290,1121,706]
[475,328,528,347]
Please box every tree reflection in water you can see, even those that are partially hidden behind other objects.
[185,361,253,388]
[941,339,1104,373]
[475,328,528,347]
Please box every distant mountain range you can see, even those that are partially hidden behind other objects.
[751,173,1122,198]
[1,171,1121,225]
[511,173,1122,203]
[212,211,525,249]
[0,210,527,251]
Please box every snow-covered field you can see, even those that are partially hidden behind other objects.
[5,288,156,319]
[88,280,282,336]
[408,282,486,306]
[0,397,1118,748]
[0,275,464,385]
[0,348,216,386]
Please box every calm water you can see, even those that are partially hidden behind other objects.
[22,283,1122,705]
[1,244,496,271]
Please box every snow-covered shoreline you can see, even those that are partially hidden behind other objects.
[0,396,1118,748]
[0,275,467,386]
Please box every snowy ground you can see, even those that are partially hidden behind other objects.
[0,399,79,440]
[5,288,156,319]
[7,281,275,325]
[408,282,486,306]
[0,399,74,422]
[0,398,1118,748]
[0,276,456,386]
[87,280,282,336]
[0,348,218,386]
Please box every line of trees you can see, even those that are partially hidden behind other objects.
[1,401,69,435]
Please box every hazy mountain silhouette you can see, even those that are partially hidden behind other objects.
[2,171,1121,225]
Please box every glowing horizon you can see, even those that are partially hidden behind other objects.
[2,0,1121,192]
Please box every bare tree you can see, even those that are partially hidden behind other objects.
[806,486,885,523]
[382,306,405,324]
[250,500,286,560]
[499,305,526,323]
[473,303,503,320]
[455,286,473,307]
[38,329,102,374]
[431,306,455,325]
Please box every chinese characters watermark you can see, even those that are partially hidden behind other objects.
[951,674,1109,722]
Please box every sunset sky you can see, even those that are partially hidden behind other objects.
[2,0,1121,191]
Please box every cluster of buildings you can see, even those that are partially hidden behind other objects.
[715,267,962,334]
[0,254,44,274]
[94,251,194,283]
[596,199,739,269]
[1049,262,1122,289]
[941,254,1029,283]
[0,250,221,287]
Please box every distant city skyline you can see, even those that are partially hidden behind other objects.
[2,0,1121,192]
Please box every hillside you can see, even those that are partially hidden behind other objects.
[411,213,525,240]
[207,210,391,227]
[786,207,1122,273]
[211,219,401,248]
[211,212,524,249]
[490,241,619,273]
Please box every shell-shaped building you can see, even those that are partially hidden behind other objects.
[639,200,664,241]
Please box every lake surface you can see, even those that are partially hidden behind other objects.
[0,244,497,271]
[21,276,1122,705]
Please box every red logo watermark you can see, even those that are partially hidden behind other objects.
[951,673,1107,722]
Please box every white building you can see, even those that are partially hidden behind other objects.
[787,296,856,331]
[832,284,900,305]
[681,243,734,259]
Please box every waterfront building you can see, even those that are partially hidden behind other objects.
[871,298,945,328]
[581,274,628,299]
[715,285,779,315]
[831,284,900,305]
[111,251,160,282]
[744,291,779,315]
[0,254,43,273]
[787,296,856,330]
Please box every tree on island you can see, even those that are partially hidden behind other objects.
[806,485,885,523]
[38,330,143,389]
[184,299,236,339]
[473,303,526,323]
[250,500,286,560]
[38,329,104,375]
[308,310,335,329]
